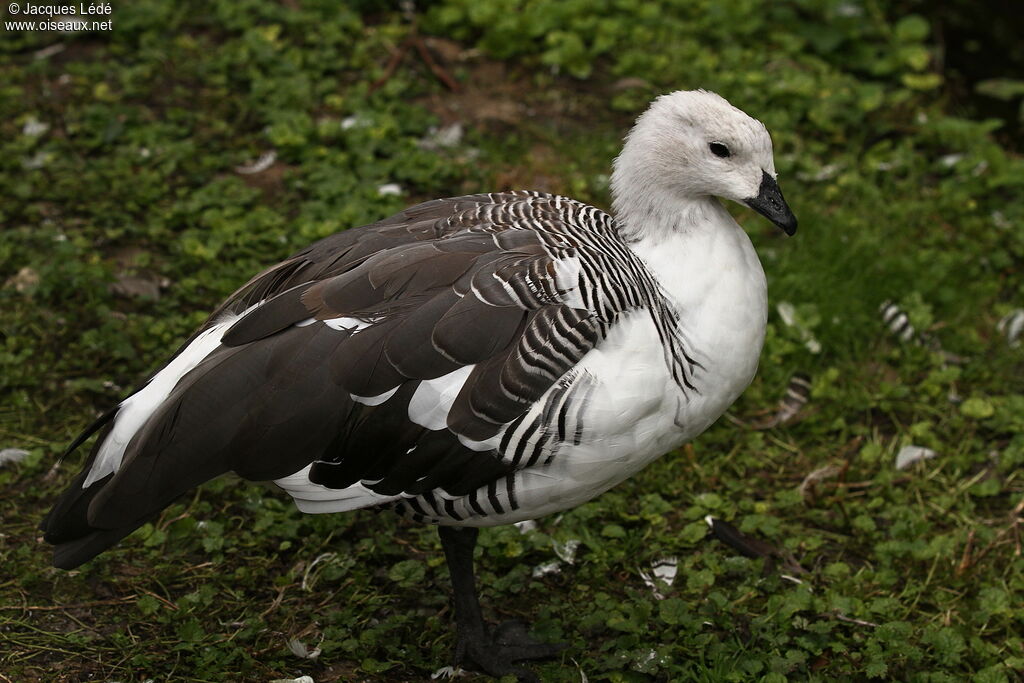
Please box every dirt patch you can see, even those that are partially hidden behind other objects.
[416,38,625,134]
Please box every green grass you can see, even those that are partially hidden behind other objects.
[2,1,1023,681]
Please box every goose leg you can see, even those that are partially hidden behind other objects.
[438,526,564,681]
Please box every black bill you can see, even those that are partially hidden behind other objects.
[745,170,797,236]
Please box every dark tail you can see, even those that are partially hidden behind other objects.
[40,468,157,569]
[40,389,227,569]
[41,317,352,569]
[39,413,158,569]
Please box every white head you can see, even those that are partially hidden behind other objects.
[611,90,796,239]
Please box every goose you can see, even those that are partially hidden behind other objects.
[42,89,797,680]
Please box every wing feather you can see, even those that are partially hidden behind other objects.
[44,191,670,567]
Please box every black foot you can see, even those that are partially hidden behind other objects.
[456,620,565,682]
[437,527,565,681]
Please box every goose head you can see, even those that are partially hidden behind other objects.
[612,89,798,236]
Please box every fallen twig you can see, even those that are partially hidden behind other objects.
[370,27,460,94]
[1012,498,1023,557]
[799,464,842,502]
[413,37,460,91]
[0,428,59,447]
[955,528,976,577]
[826,611,879,628]
[139,589,179,611]
[0,596,135,611]
[370,39,409,92]
[260,584,288,618]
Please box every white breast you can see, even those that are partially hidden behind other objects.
[461,212,768,525]
[631,209,768,430]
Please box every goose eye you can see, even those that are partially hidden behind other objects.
[709,142,731,158]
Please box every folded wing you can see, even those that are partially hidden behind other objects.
[43,191,636,567]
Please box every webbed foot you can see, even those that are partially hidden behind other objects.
[456,620,565,681]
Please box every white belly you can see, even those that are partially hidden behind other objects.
[459,295,765,526]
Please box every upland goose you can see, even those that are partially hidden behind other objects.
[43,90,797,680]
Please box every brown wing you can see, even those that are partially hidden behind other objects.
[42,191,614,568]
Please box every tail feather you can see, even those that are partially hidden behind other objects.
[59,407,118,461]
[42,312,359,570]
[40,468,156,570]
[41,325,330,568]
[40,470,112,543]
[51,522,155,570]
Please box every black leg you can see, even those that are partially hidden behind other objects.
[439,526,488,656]
[438,526,564,682]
